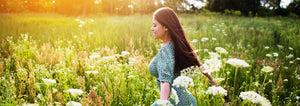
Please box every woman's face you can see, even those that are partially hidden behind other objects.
[151,18,168,39]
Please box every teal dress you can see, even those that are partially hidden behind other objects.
[149,42,197,106]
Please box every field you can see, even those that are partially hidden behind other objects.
[0,13,299,105]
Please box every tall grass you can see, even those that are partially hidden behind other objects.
[0,13,299,105]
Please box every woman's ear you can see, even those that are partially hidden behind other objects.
[163,26,168,31]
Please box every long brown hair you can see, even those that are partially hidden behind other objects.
[154,7,201,76]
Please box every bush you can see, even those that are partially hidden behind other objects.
[224,9,241,16]
[288,12,299,19]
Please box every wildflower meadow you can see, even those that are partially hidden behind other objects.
[0,13,299,105]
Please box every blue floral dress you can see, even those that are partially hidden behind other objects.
[149,42,197,106]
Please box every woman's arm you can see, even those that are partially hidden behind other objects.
[203,73,219,87]
[160,81,170,100]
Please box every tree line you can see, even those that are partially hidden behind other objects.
[0,0,299,17]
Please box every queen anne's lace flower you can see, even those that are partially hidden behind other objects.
[215,47,228,54]
[208,52,220,59]
[172,76,194,88]
[85,71,99,74]
[42,78,56,86]
[261,66,274,73]
[201,37,209,42]
[226,58,250,67]
[202,59,222,73]
[66,101,82,106]
[239,91,272,106]
[64,89,84,96]
[206,86,227,96]
[156,100,173,106]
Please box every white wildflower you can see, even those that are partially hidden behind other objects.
[22,104,39,106]
[239,91,262,103]
[156,100,173,106]
[266,54,272,57]
[288,47,293,50]
[201,37,209,42]
[208,52,220,59]
[261,66,274,73]
[240,91,272,106]
[283,67,288,69]
[64,89,84,96]
[202,59,222,73]
[283,79,288,81]
[66,101,82,106]
[85,71,99,74]
[203,49,209,52]
[52,88,58,93]
[172,76,194,88]
[78,24,83,27]
[75,19,80,21]
[289,61,294,64]
[42,78,56,86]
[191,39,198,43]
[215,47,228,54]
[226,58,250,68]
[286,54,294,58]
[37,94,42,99]
[214,78,225,82]
[273,53,278,57]
[212,37,217,41]
[89,53,100,59]
[170,88,179,105]
[277,45,284,49]
[296,58,300,60]
[206,86,227,96]
[264,46,269,49]
[89,32,93,35]
[121,51,130,56]
[79,21,85,24]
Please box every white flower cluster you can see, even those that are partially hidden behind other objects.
[156,100,173,106]
[172,76,194,88]
[261,66,274,73]
[208,52,220,59]
[201,37,209,42]
[85,71,99,74]
[66,101,82,106]
[191,39,198,43]
[202,59,222,74]
[206,86,227,96]
[226,58,250,68]
[64,89,84,96]
[42,78,56,86]
[215,47,228,54]
[89,53,101,59]
[239,91,271,106]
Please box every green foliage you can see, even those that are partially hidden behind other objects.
[288,12,299,19]
[224,9,241,16]
[0,14,299,105]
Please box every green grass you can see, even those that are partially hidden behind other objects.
[0,13,299,105]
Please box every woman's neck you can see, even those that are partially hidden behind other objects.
[162,34,172,45]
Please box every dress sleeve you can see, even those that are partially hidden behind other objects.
[157,47,175,83]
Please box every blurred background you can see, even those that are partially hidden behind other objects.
[0,0,299,17]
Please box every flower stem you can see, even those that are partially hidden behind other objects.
[233,67,238,99]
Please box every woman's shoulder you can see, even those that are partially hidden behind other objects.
[158,42,174,58]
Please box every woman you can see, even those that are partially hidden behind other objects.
[149,7,219,106]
